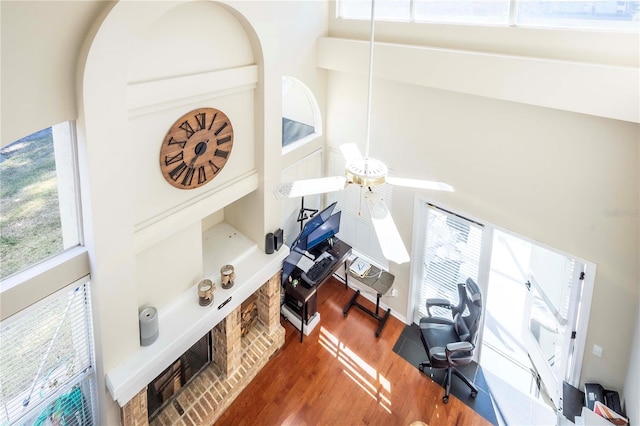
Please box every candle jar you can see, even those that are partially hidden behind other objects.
[198,279,214,306]
[220,264,235,289]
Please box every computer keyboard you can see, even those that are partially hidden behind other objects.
[301,255,337,287]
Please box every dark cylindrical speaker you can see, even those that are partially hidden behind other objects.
[265,232,275,254]
[274,228,284,251]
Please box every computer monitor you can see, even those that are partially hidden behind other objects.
[281,246,304,284]
[306,211,341,251]
[294,201,337,249]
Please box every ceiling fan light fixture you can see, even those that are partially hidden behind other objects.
[345,157,388,187]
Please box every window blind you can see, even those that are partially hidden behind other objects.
[415,203,483,321]
[0,278,96,425]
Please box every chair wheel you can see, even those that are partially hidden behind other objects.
[418,364,424,372]
[343,312,347,317]
[471,390,478,398]
[442,395,449,404]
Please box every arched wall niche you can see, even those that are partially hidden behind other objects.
[77,1,266,422]
[128,1,255,83]
[125,1,262,244]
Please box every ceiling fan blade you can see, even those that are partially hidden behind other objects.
[364,191,410,264]
[274,176,348,199]
[339,143,363,164]
[386,176,454,192]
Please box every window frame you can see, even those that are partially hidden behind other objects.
[281,76,324,155]
[329,1,639,69]
[412,202,485,322]
[0,121,85,283]
[0,120,95,424]
[0,246,90,321]
[336,0,640,32]
[0,276,97,426]
[1,120,89,320]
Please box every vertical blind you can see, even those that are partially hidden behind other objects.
[0,278,96,425]
[416,203,483,321]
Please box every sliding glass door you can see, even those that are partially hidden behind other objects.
[521,240,588,409]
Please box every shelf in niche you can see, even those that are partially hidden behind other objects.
[106,221,289,406]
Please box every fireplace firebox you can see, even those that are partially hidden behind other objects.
[147,332,212,421]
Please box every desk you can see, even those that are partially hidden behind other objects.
[284,239,352,342]
[343,258,395,337]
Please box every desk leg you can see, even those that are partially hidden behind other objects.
[343,290,391,338]
[343,290,360,317]
[300,302,306,342]
[376,308,391,338]
[344,260,348,289]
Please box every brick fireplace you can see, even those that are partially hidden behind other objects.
[120,272,284,426]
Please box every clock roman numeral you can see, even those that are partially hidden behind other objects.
[198,166,207,184]
[168,161,188,181]
[195,112,206,131]
[207,113,218,130]
[208,160,221,175]
[214,149,229,159]
[164,151,184,166]
[217,135,231,145]
[179,120,195,138]
[181,166,195,186]
[214,121,228,136]
[168,136,187,149]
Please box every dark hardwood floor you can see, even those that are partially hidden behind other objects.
[216,277,491,426]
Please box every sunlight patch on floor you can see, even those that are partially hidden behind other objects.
[319,326,392,413]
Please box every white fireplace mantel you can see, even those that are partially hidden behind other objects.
[105,222,289,406]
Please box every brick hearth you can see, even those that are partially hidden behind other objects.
[120,273,284,426]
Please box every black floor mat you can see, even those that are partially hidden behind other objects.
[393,323,499,425]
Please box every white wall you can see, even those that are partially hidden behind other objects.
[1,1,329,425]
[325,12,639,394]
[0,0,107,147]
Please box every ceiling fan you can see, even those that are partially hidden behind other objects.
[274,0,453,265]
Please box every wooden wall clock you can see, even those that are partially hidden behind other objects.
[159,107,234,189]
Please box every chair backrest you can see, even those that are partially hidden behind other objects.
[447,282,467,319]
[453,278,482,343]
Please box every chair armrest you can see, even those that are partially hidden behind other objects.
[445,341,474,365]
[446,341,474,352]
[426,298,453,317]
[419,317,454,327]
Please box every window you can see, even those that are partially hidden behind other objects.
[414,203,483,321]
[410,200,596,416]
[338,0,640,31]
[516,0,640,30]
[0,122,94,424]
[282,76,323,154]
[0,122,82,280]
[0,278,97,425]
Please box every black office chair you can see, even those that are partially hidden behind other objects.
[424,280,466,319]
[418,278,482,403]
